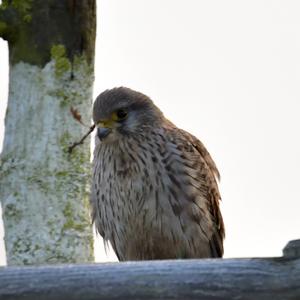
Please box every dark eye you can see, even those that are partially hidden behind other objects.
[116,109,128,120]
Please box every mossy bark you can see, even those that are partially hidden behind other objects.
[0,0,96,265]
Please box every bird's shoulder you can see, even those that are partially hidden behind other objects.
[164,124,220,179]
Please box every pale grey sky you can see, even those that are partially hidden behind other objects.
[1,0,300,265]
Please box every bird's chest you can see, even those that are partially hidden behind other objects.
[96,144,158,229]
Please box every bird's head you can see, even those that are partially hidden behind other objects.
[93,87,163,142]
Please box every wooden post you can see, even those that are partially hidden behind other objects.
[283,239,300,258]
[0,239,299,300]
[0,0,96,265]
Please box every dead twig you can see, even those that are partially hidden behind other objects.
[70,106,89,127]
[68,124,96,154]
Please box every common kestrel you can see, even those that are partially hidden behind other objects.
[91,87,224,260]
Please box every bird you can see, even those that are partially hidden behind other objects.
[91,87,225,261]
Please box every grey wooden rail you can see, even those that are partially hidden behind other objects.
[0,239,299,300]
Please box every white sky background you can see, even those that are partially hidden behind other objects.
[1,0,300,265]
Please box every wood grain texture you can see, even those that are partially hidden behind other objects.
[0,257,299,300]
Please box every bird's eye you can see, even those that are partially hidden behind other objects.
[116,109,128,120]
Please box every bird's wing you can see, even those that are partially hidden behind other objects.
[175,128,225,257]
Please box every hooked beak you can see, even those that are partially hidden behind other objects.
[97,127,112,140]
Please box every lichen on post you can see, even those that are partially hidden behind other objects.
[0,0,96,265]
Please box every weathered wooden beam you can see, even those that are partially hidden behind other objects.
[0,240,299,300]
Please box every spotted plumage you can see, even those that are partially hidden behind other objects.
[91,87,225,260]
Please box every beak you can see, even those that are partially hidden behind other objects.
[97,127,111,140]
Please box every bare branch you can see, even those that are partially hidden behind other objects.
[68,124,95,154]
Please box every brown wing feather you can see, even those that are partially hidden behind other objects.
[179,129,225,257]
